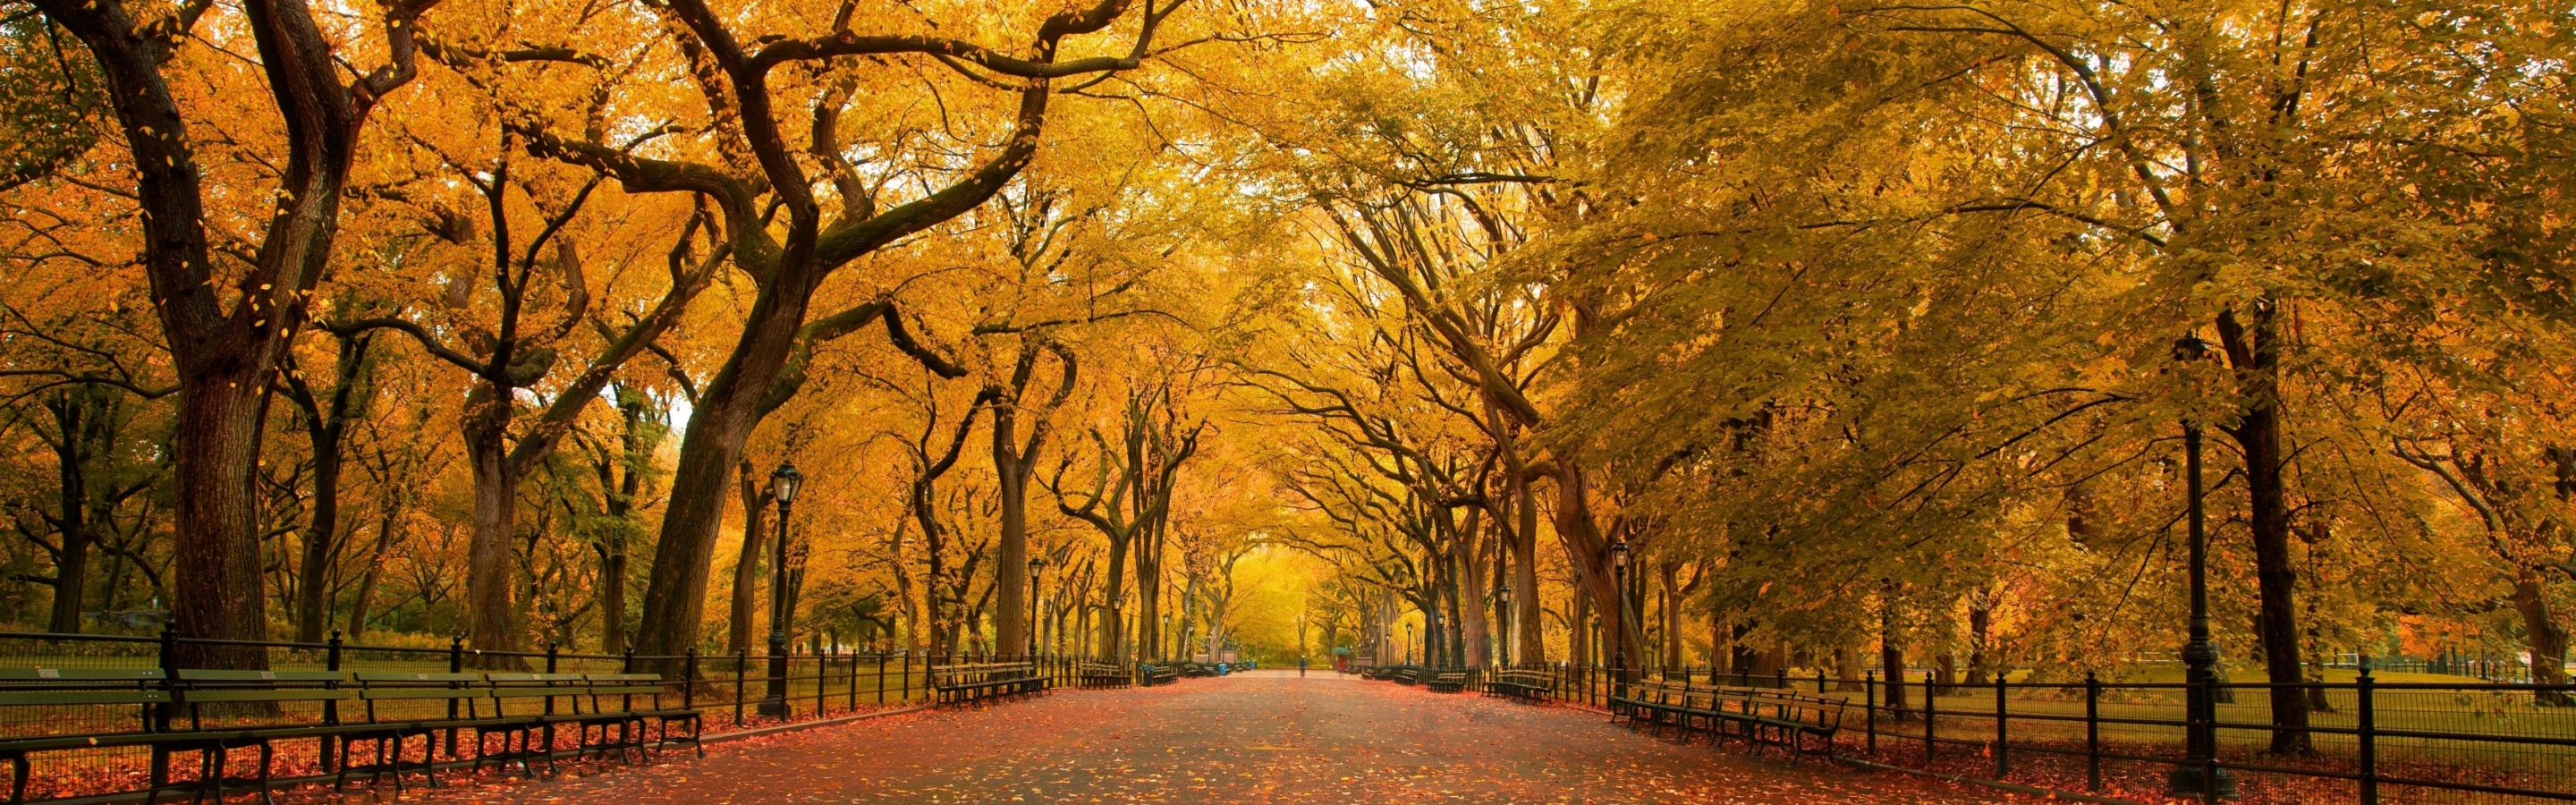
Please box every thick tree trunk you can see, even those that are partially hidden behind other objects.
[171,370,276,670]
[2512,569,2574,707]
[1554,467,1640,678]
[993,404,1029,657]
[2217,306,2313,755]
[633,290,809,660]
[462,386,521,657]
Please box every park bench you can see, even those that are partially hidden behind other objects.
[1425,671,1469,693]
[1483,669,1554,701]
[1634,685,1844,763]
[1139,665,1180,686]
[0,668,172,805]
[1072,661,1131,689]
[1390,666,1421,685]
[581,674,701,759]
[930,662,1046,706]
[165,668,376,802]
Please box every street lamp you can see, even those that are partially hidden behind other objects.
[1608,539,1632,677]
[1405,623,1415,665]
[758,462,801,718]
[1497,584,1513,667]
[2165,335,2235,800]
[1028,556,1046,657]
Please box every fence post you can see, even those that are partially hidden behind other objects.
[2085,671,2101,792]
[322,629,344,771]
[1776,667,1787,691]
[1923,675,1936,765]
[445,634,464,758]
[902,651,913,703]
[733,646,749,725]
[848,648,860,711]
[1865,670,1877,755]
[1994,673,2008,779]
[684,648,700,711]
[2359,657,2378,805]
[877,652,888,704]
[1818,668,1828,696]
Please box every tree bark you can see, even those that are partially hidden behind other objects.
[2216,305,2313,755]
[462,384,521,658]
[2512,569,2573,706]
[729,462,770,654]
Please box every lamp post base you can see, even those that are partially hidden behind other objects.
[2165,764,2238,799]
[756,699,789,718]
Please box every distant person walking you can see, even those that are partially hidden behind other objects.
[1298,655,1309,677]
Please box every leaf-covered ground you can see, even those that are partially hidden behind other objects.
[336,670,2029,803]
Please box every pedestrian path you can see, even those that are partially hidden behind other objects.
[356,671,2025,803]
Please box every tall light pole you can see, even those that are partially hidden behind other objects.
[1609,539,1632,678]
[758,462,801,718]
[2165,335,2235,800]
[1028,556,1045,657]
[1405,623,1415,665]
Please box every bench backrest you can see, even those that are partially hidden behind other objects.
[0,667,171,708]
[175,669,348,704]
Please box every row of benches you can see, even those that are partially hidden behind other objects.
[0,667,700,804]
[928,662,1047,705]
[1483,669,1555,700]
[1610,682,1848,763]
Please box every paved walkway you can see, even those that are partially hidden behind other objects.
[368,669,2022,803]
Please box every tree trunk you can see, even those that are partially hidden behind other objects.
[601,548,628,655]
[1881,614,1909,716]
[1659,561,1682,670]
[294,437,342,643]
[1459,528,1491,669]
[2512,568,2574,706]
[171,370,276,671]
[632,288,809,660]
[1554,466,1640,678]
[462,384,522,657]
[345,515,395,640]
[729,462,769,654]
[44,391,95,634]
[2217,306,2313,755]
[993,402,1030,657]
[1964,605,1993,686]
[1511,466,1542,664]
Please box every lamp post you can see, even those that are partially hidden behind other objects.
[1608,539,1632,678]
[758,462,801,718]
[1405,623,1415,665]
[1497,584,1513,667]
[2165,336,2235,800]
[1028,557,1046,657]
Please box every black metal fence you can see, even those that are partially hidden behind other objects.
[0,629,1118,802]
[1471,661,2576,804]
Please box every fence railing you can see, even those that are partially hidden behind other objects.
[1467,661,2576,804]
[0,629,1123,803]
